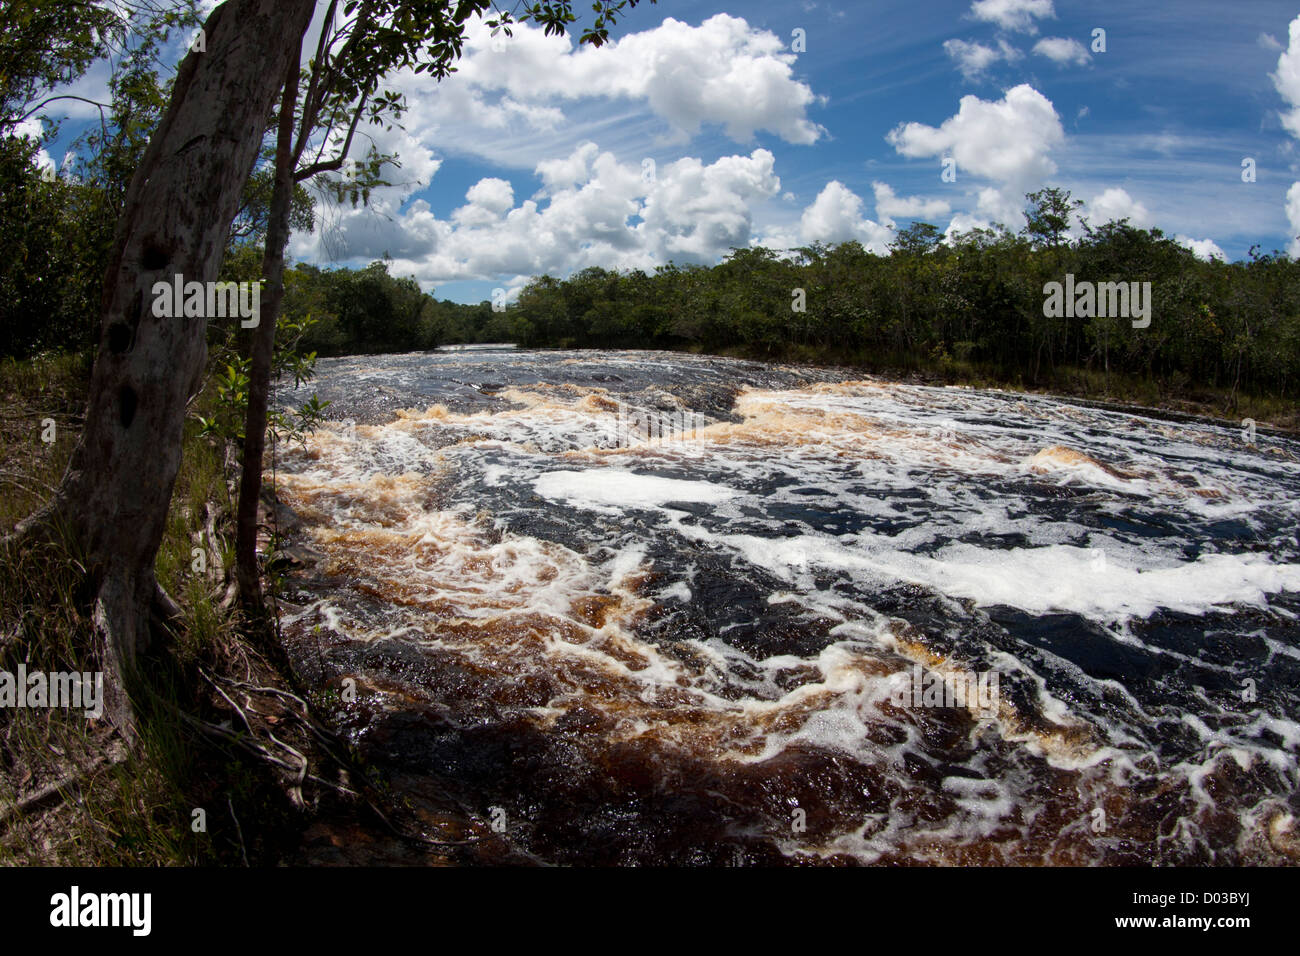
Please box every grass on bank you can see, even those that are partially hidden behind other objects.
[0,353,311,865]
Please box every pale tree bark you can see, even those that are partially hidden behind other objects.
[12,0,318,736]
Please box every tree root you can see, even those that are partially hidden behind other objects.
[191,668,480,849]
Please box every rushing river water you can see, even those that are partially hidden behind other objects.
[274,349,1300,865]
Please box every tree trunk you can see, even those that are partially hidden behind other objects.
[235,46,302,611]
[12,0,317,736]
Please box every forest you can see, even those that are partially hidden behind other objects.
[485,217,1300,409]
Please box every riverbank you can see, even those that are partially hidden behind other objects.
[0,353,477,865]
[705,343,1300,436]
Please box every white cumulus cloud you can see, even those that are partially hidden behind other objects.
[291,145,784,286]
[1286,182,1300,258]
[1085,187,1151,228]
[887,84,1063,186]
[800,181,895,253]
[284,11,836,283]
[969,0,1055,34]
[1272,15,1300,138]
[1270,16,1300,257]
[1175,235,1227,261]
[453,177,515,227]
[872,182,951,222]
[447,14,825,146]
[887,84,1064,233]
[535,142,601,193]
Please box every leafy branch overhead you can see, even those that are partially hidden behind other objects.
[287,1,648,201]
[1,0,205,132]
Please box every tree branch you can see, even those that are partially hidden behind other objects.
[294,90,368,182]
[294,0,340,162]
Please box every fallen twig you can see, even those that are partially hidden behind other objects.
[0,754,117,829]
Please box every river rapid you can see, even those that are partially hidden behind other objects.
[273,349,1300,865]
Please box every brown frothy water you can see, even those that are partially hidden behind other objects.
[269,351,1300,865]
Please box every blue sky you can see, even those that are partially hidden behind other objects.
[25,0,1300,303]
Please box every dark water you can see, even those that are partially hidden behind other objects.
[274,349,1300,864]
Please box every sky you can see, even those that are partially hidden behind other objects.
[23,0,1300,303]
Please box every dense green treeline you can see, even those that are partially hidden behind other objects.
[0,138,475,362]
[499,217,1300,404]
[0,133,121,356]
[214,248,486,358]
[5,121,1299,410]
[278,192,1300,409]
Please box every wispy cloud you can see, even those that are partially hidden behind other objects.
[1032,36,1090,67]
[943,38,1022,80]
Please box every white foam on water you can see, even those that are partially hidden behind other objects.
[899,544,1300,620]
[275,353,1300,864]
[659,520,1300,623]
[533,469,739,512]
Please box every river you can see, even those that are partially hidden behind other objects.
[273,348,1300,865]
